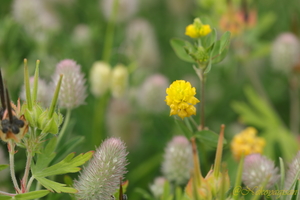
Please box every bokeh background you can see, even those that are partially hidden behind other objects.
[0,0,300,199]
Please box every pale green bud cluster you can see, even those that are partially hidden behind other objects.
[89,61,129,99]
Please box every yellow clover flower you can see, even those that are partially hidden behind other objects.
[230,127,266,160]
[185,18,212,38]
[165,80,200,119]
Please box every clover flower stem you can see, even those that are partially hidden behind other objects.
[91,92,110,146]
[56,108,72,148]
[22,151,33,192]
[8,141,21,193]
[289,74,299,136]
[102,0,119,62]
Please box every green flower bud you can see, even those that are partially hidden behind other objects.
[22,102,43,127]
[37,109,63,134]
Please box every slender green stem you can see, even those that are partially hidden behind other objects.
[188,116,199,131]
[34,182,41,200]
[22,151,33,192]
[102,0,119,62]
[91,92,110,146]
[57,109,72,148]
[200,71,205,130]
[289,74,299,136]
[26,176,35,192]
[8,141,21,193]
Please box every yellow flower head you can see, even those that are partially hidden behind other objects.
[185,18,212,38]
[165,80,200,119]
[230,127,266,160]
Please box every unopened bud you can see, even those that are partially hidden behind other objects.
[111,64,128,98]
[89,61,111,97]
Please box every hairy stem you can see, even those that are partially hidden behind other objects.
[22,151,33,192]
[0,191,16,197]
[26,176,35,192]
[8,141,21,193]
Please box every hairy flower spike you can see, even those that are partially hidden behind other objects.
[74,138,129,200]
[185,18,212,38]
[165,80,200,119]
[242,154,279,189]
[285,151,300,191]
[230,127,265,160]
[52,59,87,109]
[149,177,166,199]
[162,136,193,185]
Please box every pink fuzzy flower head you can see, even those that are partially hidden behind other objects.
[242,154,279,190]
[74,138,129,200]
[52,59,87,109]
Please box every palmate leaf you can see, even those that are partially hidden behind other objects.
[31,151,93,193]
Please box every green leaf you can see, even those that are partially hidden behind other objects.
[35,177,77,193]
[202,28,217,49]
[162,181,173,200]
[64,175,74,187]
[14,190,50,200]
[36,137,57,170]
[195,130,227,148]
[291,180,300,200]
[219,31,231,54]
[34,151,93,177]
[31,151,93,193]
[174,118,193,138]
[170,38,195,63]
[211,46,229,64]
[279,157,285,190]
[135,188,154,200]
[52,136,85,165]
[0,164,9,172]
[0,195,13,200]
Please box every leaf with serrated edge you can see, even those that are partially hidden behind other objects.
[35,137,57,170]
[14,190,50,200]
[34,151,93,177]
[35,177,77,193]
